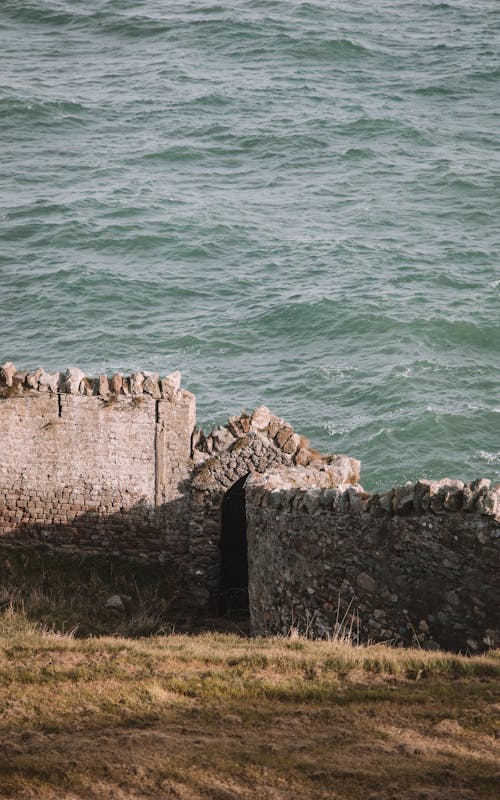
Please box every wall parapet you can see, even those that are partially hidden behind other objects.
[246,469,500,521]
[0,361,184,401]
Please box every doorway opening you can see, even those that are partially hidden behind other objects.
[220,474,249,612]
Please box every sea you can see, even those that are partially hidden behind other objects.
[1,0,499,491]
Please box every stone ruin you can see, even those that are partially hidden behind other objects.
[0,362,498,651]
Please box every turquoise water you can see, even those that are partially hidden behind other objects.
[1,0,499,491]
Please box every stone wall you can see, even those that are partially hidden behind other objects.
[0,363,335,589]
[0,363,195,562]
[247,468,500,651]
[2,360,499,647]
[188,406,355,603]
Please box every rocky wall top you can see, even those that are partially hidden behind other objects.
[191,404,358,473]
[0,361,183,401]
[247,466,500,522]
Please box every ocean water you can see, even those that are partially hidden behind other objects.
[1,0,499,491]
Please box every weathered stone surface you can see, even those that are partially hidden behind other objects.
[326,455,360,485]
[282,432,300,455]
[247,469,500,651]
[463,478,491,511]
[143,372,161,399]
[0,362,16,387]
[393,482,414,514]
[295,448,313,466]
[476,488,498,518]
[98,374,110,397]
[79,378,94,396]
[104,594,125,611]
[275,425,293,449]
[65,367,86,394]
[379,491,394,513]
[11,372,27,392]
[414,479,432,512]
[160,371,181,399]
[130,372,145,395]
[0,368,196,571]
[266,416,282,438]
[210,426,236,453]
[251,406,271,430]
[38,370,60,393]
[25,368,43,390]
[110,373,123,395]
[427,479,464,514]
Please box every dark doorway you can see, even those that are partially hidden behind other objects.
[220,474,249,611]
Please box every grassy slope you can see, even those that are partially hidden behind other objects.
[0,612,499,800]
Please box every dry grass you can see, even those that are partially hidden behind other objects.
[0,610,499,800]
[0,547,184,637]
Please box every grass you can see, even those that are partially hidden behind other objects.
[0,546,184,637]
[0,547,499,799]
[0,609,499,800]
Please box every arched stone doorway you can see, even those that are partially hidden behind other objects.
[188,409,325,607]
[189,429,296,605]
[220,474,249,610]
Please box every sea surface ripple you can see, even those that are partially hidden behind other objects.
[1,0,499,490]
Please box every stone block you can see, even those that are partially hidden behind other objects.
[110,373,123,394]
[65,367,86,394]
[0,361,16,387]
[98,374,110,397]
[38,371,60,393]
[130,372,145,395]
[143,372,161,399]
[251,406,271,430]
[160,371,181,399]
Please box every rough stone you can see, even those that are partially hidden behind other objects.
[282,432,300,455]
[393,482,414,514]
[246,467,499,651]
[25,368,43,390]
[0,362,16,387]
[414,479,432,512]
[98,374,110,397]
[143,372,161,399]
[104,594,125,611]
[295,448,312,466]
[110,373,123,395]
[130,372,145,395]
[463,478,491,511]
[476,489,498,518]
[38,371,60,393]
[211,426,236,452]
[160,371,181,399]
[65,367,86,394]
[275,425,293,449]
[379,491,394,513]
[12,372,28,391]
[80,378,94,396]
[251,406,271,430]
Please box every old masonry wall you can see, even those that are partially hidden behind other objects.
[0,362,341,589]
[1,361,499,651]
[246,468,500,651]
[0,364,195,561]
